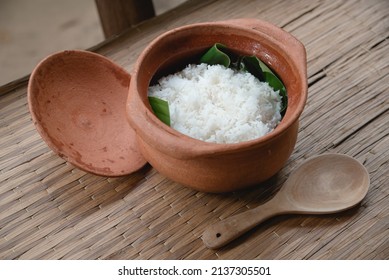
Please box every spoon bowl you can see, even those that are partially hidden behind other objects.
[202,154,370,249]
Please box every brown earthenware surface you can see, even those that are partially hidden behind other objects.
[127,18,308,192]
[28,50,147,176]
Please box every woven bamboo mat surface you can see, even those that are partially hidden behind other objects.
[1,0,388,259]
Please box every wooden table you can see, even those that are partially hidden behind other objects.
[0,0,388,260]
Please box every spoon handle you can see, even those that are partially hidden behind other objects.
[202,200,281,249]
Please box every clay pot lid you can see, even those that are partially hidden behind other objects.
[28,50,147,176]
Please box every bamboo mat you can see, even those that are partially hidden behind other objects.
[0,0,388,259]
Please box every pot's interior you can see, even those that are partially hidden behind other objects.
[137,24,303,127]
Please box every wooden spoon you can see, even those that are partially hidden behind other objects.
[202,154,370,249]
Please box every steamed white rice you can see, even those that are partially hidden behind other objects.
[148,63,282,144]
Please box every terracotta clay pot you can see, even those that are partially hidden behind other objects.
[28,50,147,176]
[127,19,308,192]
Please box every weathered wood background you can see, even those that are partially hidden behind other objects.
[0,0,388,259]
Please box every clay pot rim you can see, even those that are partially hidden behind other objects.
[128,18,308,158]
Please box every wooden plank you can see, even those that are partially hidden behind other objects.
[95,0,155,38]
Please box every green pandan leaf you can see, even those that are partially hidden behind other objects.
[199,43,231,67]
[241,56,287,113]
[148,96,170,126]
[241,56,265,81]
[265,72,287,112]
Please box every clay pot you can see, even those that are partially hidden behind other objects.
[127,19,307,192]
